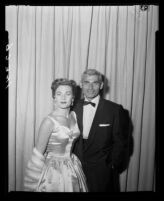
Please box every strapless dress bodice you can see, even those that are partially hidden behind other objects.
[45,113,80,159]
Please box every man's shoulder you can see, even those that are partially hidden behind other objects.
[100,99,125,116]
[101,98,121,108]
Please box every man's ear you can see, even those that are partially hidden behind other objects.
[100,82,104,90]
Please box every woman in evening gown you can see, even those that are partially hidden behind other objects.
[24,79,88,192]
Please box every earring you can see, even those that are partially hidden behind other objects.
[71,99,74,106]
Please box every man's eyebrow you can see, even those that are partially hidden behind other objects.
[83,81,99,84]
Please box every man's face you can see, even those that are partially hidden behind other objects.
[81,74,103,101]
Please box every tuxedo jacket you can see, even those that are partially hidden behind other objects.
[72,97,128,192]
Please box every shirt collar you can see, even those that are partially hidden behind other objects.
[84,95,100,106]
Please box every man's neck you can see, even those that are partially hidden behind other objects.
[84,95,100,102]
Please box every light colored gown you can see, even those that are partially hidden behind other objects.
[24,111,88,192]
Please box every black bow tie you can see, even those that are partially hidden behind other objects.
[83,101,96,107]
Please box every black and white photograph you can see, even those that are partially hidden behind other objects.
[4,4,159,197]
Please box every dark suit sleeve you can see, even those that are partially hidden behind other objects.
[111,105,130,170]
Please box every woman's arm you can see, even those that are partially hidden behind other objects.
[24,117,54,191]
[35,117,54,154]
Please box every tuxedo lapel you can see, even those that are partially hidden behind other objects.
[75,100,83,133]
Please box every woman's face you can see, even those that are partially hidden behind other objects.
[54,85,73,109]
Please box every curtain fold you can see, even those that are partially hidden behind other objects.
[7,5,18,191]
[6,5,158,191]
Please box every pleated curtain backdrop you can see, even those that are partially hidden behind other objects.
[6,5,158,191]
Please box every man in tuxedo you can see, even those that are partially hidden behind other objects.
[72,69,129,192]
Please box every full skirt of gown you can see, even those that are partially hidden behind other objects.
[36,153,87,192]
[24,113,88,192]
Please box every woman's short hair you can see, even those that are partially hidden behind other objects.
[81,69,103,83]
[51,78,77,98]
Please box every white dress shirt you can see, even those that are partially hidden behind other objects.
[83,95,100,139]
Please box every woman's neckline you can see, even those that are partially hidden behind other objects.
[51,111,73,119]
[48,112,75,131]
[55,114,69,119]
[52,108,70,119]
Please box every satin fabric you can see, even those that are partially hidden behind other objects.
[36,112,88,192]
